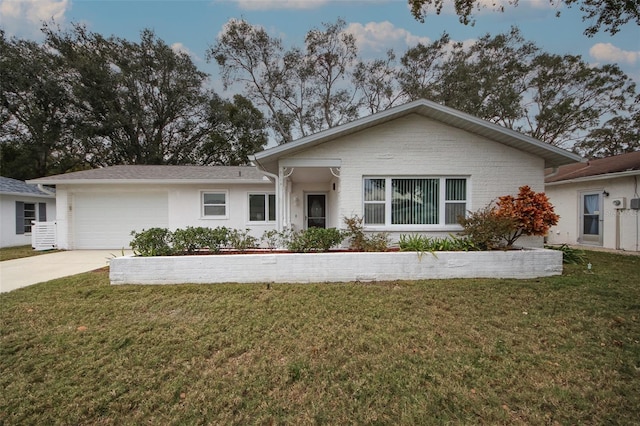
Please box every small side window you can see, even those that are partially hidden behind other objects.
[202,192,227,218]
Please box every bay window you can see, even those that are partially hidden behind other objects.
[363,177,468,227]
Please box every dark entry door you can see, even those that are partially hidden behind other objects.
[306,194,326,228]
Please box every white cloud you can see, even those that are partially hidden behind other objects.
[0,0,69,37]
[590,43,639,65]
[345,21,430,54]
[171,42,203,62]
[233,0,328,10]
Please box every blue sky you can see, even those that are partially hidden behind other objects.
[2,0,639,92]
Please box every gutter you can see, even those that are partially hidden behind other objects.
[545,169,640,186]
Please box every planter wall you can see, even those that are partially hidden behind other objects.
[109,248,562,285]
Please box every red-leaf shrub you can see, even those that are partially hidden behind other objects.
[495,185,559,247]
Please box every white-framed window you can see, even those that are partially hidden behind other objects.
[248,193,276,222]
[363,177,468,228]
[201,191,228,218]
[15,201,40,234]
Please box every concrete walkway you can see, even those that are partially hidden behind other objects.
[0,250,132,293]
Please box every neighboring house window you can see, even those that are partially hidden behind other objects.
[249,193,276,222]
[363,177,468,227]
[202,192,227,218]
[15,201,38,234]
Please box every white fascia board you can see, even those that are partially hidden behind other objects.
[545,170,640,186]
[0,191,55,198]
[26,179,273,185]
[280,158,342,168]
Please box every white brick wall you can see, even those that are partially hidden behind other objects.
[284,113,545,241]
[110,249,563,285]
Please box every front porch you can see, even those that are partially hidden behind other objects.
[260,158,342,232]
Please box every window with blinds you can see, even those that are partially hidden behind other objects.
[363,177,468,227]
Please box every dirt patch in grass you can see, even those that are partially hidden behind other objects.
[1,251,638,424]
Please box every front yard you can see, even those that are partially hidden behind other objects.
[1,251,638,424]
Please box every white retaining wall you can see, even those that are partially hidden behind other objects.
[110,249,562,285]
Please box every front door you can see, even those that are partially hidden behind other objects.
[579,191,603,246]
[306,194,326,228]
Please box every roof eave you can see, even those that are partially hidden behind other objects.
[0,191,56,198]
[26,178,272,185]
[252,99,583,168]
[545,169,640,186]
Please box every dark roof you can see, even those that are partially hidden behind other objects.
[545,151,640,183]
[253,98,582,169]
[0,176,55,197]
[27,165,271,185]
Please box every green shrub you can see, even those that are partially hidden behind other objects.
[172,226,230,254]
[287,227,345,253]
[457,205,517,250]
[261,229,287,250]
[227,228,258,252]
[130,228,174,257]
[343,215,390,252]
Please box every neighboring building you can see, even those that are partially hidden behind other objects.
[29,99,581,250]
[0,177,56,248]
[545,151,640,252]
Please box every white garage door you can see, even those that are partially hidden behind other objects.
[73,192,169,249]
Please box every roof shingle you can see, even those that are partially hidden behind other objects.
[545,151,640,183]
[0,176,56,197]
[27,165,270,184]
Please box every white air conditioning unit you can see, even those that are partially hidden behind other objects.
[611,197,626,209]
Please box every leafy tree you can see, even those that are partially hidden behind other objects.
[208,18,393,143]
[44,24,211,166]
[353,50,404,115]
[573,109,640,158]
[398,27,639,153]
[198,94,268,165]
[397,33,454,103]
[407,0,640,36]
[0,30,84,179]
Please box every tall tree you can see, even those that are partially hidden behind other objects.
[44,24,211,166]
[208,19,297,143]
[407,0,640,36]
[398,27,639,153]
[198,94,268,165]
[523,53,636,148]
[353,49,403,115]
[397,33,454,103]
[0,30,83,180]
[208,18,389,143]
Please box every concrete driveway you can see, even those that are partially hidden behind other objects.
[0,250,132,293]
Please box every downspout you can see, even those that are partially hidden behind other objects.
[37,184,56,196]
[251,158,282,232]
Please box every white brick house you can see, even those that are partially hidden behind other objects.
[29,99,581,250]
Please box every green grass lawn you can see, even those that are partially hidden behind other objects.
[0,245,61,261]
[1,251,638,425]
